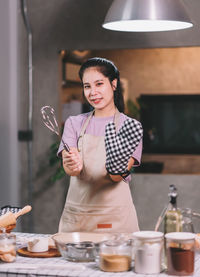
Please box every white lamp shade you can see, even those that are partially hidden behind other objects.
[102,0,193,32]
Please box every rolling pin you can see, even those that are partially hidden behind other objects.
[0,205,32,228]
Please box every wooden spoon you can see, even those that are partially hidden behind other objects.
[14,205,32,219]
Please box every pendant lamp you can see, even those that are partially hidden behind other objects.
[102,0,193,32]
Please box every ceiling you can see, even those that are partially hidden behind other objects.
[27,0,200,51]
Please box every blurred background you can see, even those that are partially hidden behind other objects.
[1,0,200,234]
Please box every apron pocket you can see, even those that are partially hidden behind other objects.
[79,205,135,233]
[60,204,138,233]
[81,212,121,232]
[58,208,83,232]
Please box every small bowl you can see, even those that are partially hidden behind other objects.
[52,232,112,262]
[27,237,49,253]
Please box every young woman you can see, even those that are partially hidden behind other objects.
[57,57,143,233]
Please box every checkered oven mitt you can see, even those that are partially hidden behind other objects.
[105,118,143,177]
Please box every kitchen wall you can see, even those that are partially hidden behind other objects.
[93,47,200,99]
[0,1,66,232]
[131,174,200,233]
[19,44,68,233]
[0,0,20,209]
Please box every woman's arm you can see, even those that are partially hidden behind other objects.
[109,157,135,182]
[62,147,83,176]
[105,117,143,183]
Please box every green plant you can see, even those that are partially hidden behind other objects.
[126,97,141,120]
[33,139,65,199]
[48,141,65,183]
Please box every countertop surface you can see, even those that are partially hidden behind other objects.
[0,232,200,277]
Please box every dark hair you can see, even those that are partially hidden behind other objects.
[79,57,124,113]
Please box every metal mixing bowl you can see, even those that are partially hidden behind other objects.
[52,232,112,262]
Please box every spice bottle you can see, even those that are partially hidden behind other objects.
[164,184,182,234]
[99,239,132,272]
[133,231,164,274]
[165,232,196,276]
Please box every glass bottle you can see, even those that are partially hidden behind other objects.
[164,184,182,234]
[181,208,195,233]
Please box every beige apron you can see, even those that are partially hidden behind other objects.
[59,110,139,233]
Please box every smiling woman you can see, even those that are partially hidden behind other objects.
[81,67,117,116]
[57,57,143,234]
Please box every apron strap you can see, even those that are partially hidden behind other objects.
[77,108,121,152]
[113,108,121,133]
[77,111,94,152]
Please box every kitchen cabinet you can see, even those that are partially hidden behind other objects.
[59,50,91,125]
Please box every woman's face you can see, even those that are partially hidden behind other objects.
[82,67,117,112]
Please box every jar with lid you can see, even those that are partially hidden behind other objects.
[98,239,132,272]
[133,231,164,274]
[165,232,196,276]
[0,230,16,262]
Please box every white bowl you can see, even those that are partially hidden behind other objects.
[27,237,49,253]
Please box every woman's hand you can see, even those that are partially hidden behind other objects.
[109,157,135,182]
[105,118,143,177]
[62,147,83,176]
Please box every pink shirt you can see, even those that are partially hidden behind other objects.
[58,112,143,167]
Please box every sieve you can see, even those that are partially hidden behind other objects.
[56,241,98,262]
[40,105,70,152]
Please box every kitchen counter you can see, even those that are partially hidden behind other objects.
[0,232,200,277]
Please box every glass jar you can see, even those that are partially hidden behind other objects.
[133,231,164,274]
[165,232,196,276]
[99,239,132,272]
[181,208,195,233]
[0,231,16,262]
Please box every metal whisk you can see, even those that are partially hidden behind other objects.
[40,105,70,152]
